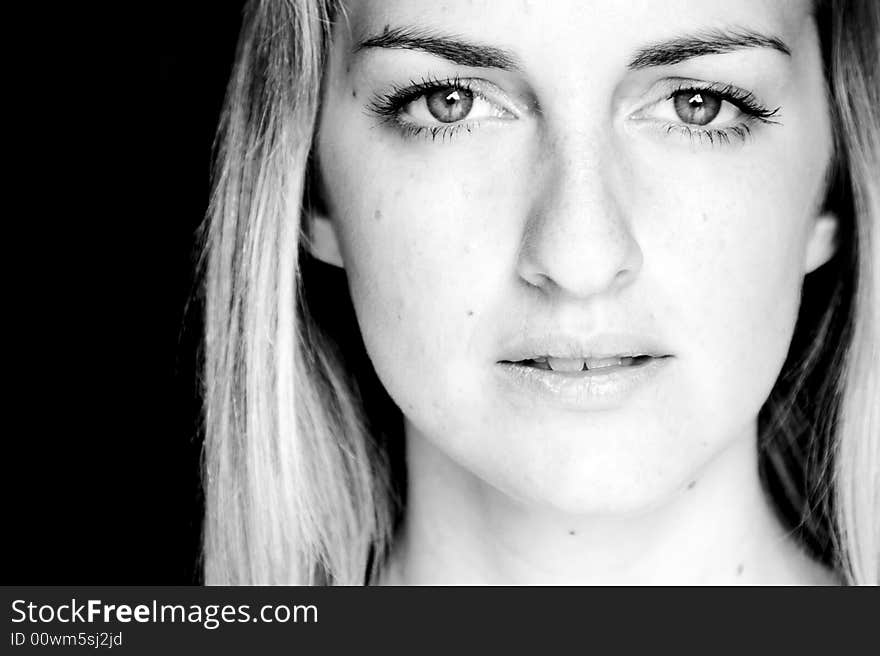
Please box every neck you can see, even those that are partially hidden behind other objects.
[380,421,828,585]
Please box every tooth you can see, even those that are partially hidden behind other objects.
[547,357,586,372]
[584,357,622,370]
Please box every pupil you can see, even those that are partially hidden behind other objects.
[673,91,721,126]
[426,87,474,123]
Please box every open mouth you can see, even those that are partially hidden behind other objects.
[502,355,666,373]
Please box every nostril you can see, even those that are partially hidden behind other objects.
[518,269,555,293]
[514,206,643,299]
[613,267,634,286]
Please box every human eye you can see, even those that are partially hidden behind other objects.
[632,78,782,146]
[367,75,518,142]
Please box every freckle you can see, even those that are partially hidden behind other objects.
[352,88,357,98]
[702,212,709,223]
[383,23,391,34]
[568,530,576,536]
[373,209,382,221]
[736,563,744,576]
[687,480,696,490]
[466,310,474,317]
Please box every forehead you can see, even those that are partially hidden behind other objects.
[340,0,814,60]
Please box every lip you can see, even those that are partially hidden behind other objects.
[497,331,672,362]
[495,332,674,411]
[495,357,672,411]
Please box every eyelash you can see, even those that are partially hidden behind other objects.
[367,75,782,145]
[658,80,782,145]
[367,74,489,142]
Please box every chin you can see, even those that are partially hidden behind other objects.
[482,423,710,518]
[518,468,692,518]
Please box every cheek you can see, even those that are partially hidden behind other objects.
[320,137,522,424]
[634,151,812,424]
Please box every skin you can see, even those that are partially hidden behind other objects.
[313,0,839,583]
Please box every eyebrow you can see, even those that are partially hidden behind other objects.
[627,28,791,69]
[354,26,522,71]
[353,25,791,72]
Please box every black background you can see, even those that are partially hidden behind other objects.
[7,3,246,583]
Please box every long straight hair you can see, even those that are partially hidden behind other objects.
[202,0,880,584]
[825,0,880,583]
[202,0,395,584]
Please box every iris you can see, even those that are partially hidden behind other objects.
[673,91,721,126]
[426,87,475,123]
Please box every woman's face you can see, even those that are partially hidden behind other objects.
[315,0,836,514]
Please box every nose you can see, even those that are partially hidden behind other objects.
[516,136,643,300]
